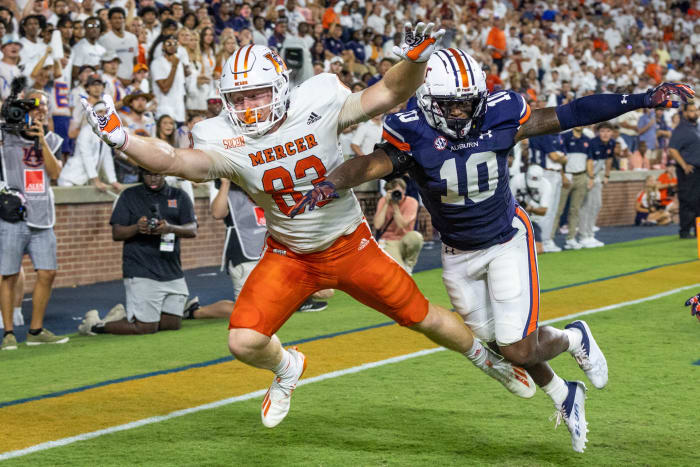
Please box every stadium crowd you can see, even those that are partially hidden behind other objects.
[0,0,698,343]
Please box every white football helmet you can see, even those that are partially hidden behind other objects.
[416,48,488,139]
[219,44,291,137]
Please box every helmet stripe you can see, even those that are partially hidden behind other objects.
[243,45,253,78]
[437,50,459,88]
[457,49,476,89]
[233,46,244,75]
[448,48,470,88]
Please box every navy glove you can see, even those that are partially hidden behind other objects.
[685,293,700,322]
[645,82,695,109]
[289,180,339,218]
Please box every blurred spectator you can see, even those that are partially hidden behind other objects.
[553,127,594,250]
[350,113,383,192]
[485,17,506,73]
[152,35,188,125]
[628,140,652,171]
[71,17,105,82]
[98,7,139,84]
[656,165,678,216]
[579,123,616,248]
[668,102,700,239]
[58,100,122,193]
[0,36,22,101]
[78,168,197,336]
[0,89,67,350]
[18,15,47,84]
[510,164,551,254]
[373,178,424,274]
[529,132,566,253]
[268,16,288,51]
[635,176,672,226]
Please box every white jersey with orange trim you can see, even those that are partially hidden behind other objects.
[192,73,364,254]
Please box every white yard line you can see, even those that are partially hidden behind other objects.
[2,283,697,461]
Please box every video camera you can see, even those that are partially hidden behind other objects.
[1,77,39,133]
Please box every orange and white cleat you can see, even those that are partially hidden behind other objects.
[479,345,537,398]
[261,347,307,428]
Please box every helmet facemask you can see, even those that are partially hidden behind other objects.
[220,73,290,137]
[418,88,487,139]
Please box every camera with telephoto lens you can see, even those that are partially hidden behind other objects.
[148,204,161,231]
[515,189,528,206]
[1,77,39,133]
[390,190,402,202]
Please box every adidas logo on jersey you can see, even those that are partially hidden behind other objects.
[307,112,321,125]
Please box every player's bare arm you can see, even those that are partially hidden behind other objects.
[81,95,215,182]
[337,22,444,130]
[515,82,694,143]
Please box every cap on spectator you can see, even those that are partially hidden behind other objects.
[86,73,105,86]
[1,35,22,49]
[78,64,96,75]
[101,52,121,63]
[329,56,344,65]
[122,90,154,106]
[275,15,289,24]
[133,63,149,73]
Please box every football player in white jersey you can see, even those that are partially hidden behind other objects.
[81,23,537,429]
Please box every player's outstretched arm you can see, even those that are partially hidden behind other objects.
[515,82,695,142]
[81,96,215,182]
[358,22,444,119]
[288,144,401,218]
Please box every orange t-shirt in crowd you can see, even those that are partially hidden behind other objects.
[486,73,503,92]
[657,171,677,206]
[375,195,419,241]
[645,62,662,84]
[486,26,506,59]
[322,7,339,30]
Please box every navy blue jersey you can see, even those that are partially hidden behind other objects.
[383,90,531,250]
[561,131,592,155]
[529,133,565,168]
[588,136,615,160]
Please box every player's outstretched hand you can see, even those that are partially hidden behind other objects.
[289,180,339,218]
[645,82,695,109]
[393,22,444,63]
[685,293,700,322]
[81,94,128,150]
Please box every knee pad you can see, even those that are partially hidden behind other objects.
[488,254,521,302]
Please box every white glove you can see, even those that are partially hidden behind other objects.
[393,22,445,63]
[81,94,128,150]
[13,308,24,327]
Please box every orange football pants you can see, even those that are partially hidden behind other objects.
[229,221,429,336]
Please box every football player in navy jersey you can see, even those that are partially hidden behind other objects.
[291,48,694,452]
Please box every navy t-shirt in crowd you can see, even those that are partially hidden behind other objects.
[669,119,700,167]
[110,184,196,282]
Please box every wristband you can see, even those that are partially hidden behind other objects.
[119,132,130,152]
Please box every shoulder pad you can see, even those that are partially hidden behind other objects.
[382,110,423,152]
[482,90,531,131]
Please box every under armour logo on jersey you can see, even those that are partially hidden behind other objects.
[479,130,493,140]
[444,246,456,254]
[307,112,321,125]
[621,94,628,104]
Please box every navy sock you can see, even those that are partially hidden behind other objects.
[28,328,42,336]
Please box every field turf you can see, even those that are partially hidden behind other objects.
[0,235,698,465]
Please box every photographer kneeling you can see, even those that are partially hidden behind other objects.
[373,178,424,274]
[78,168,197,335]
[1,88,68,350]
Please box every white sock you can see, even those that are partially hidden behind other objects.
[565,327,583,353]
[464,339,488,367]
[272,348,294,378]
[542,374,569,406]
[13,307,23,326]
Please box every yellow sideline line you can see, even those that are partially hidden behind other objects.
[0,262,697,454]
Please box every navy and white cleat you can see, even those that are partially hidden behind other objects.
[565,320,608,389]
[552,380,589,453]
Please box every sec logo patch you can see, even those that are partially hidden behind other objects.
[433,136,447,151]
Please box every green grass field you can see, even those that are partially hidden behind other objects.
[1,235,699,465]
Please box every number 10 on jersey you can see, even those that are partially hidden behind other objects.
[439,151,499,205]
